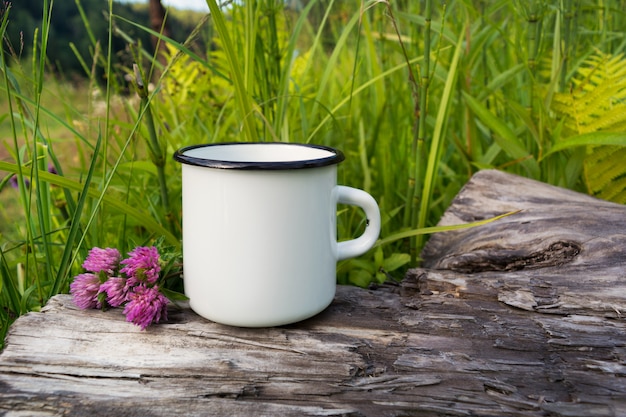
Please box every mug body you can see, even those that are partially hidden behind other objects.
[175,143,344,327]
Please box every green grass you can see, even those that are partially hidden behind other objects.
[1,0,625,346]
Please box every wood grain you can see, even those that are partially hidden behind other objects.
[1,170,624,417]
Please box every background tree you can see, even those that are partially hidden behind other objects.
[2,0,201,79]
[148,0,171,63]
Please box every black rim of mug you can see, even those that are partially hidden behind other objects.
[173,142,345,170]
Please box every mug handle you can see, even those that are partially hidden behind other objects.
[336,185,381,261]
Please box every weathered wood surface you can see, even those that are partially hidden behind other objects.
[419,169,626,318]
[1,169,625,417]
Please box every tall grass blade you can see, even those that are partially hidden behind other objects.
[49,132,102,297]
[28,0,56,301]
[274,0,318,139]
[404,0,431,264]
[0,248,24,317]
[206,0,258,142]
[416,25,466,249]
[374,210,521,249]
[309,9,361,133]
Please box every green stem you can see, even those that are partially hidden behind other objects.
[526,0,542,114]
[394,2,421,226]
[560,0,575,92]
[411,0,432,258]
[31,0,55,303]
[134,65,175,233]
[0,4,34,315]
[400,0,431,265]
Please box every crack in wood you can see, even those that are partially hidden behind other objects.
[439,240,582,273]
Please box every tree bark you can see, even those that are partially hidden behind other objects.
[0,170,624,417]
[149,0,171,61]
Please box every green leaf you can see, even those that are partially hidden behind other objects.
[160,287,189,302]
[343,258,376,274]
[348,268,375,288]
[463,92,539,177]
[382,253,411,272]
[543,131,626,159]
[375,210,521,248]
[418,25,465,236]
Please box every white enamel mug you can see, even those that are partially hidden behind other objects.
[173,142,380,327]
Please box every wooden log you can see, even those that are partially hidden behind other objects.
[1,170,625,417]
[418,169,626,318]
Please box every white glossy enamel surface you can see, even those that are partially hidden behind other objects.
[177,143,380,327]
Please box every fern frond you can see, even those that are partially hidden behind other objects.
[551,52,626,205]
[574,82,626,119]
[585,105,626,132]
[610,189,626,204]
[584,146,626,204]
[574,53,626,93]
